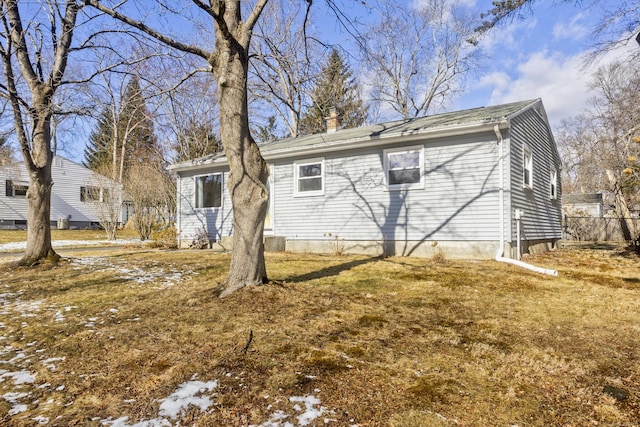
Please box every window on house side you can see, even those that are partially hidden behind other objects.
[294,159,324,196]
[5,180,29,197]
[384,146,424,190]
[195,174,223,208]
[550,166,558,199]
[80,186,104,202]
[523,146,533,189]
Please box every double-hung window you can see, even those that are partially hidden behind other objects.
[550,166,558,199]
[294,158,324,197]
[523,146,533,189]
[384,146,424,190]
[81,186,105,202]
[195,173,223,208]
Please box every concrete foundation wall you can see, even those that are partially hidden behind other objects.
[286,239,504,259]
[179,235,559,260]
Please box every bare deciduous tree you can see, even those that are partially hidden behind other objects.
[125,162,173,240]
[152,60,222,162]
[86,0,363,297]
[250,0,322,138]
[0,0,82,265]
[558,61,640,246]
[85,0,273,296]
[83,170,123,240]
[361,0,479,120]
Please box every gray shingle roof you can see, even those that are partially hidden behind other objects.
[171,99,539,171]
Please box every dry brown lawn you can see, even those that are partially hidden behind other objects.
[0,245,638,426]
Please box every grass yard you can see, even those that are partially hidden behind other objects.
[0,246,638,426]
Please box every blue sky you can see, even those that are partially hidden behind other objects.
[449,0,635,128]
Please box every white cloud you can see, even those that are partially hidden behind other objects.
[477,46,633,128]
[483,51,590,126]
[552,13,589,41]
[477,18,538,54]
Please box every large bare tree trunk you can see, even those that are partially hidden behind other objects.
[214,2,269,297]
[85,0,271,296]
[21,114,59,265]
[0,0,79,266]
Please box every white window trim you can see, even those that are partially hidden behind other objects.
[550,165,558,200]
[383,145,425,191]
[195,172,223,209]
[294,158,325,197]
[523,145,533,190]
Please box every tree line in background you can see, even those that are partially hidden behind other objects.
[481,0,640,248]
[0,0,637,292]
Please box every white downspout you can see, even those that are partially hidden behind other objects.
[493,125,558,276]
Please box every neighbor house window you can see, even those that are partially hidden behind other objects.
[384,146,424,190]
[550,166,558,199]
[523,146,533,189]
[5,180,28,197]
[195,173,223,208]
[80,186,107,202]
[294,158,324,196]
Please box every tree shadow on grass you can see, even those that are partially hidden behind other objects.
[284,256,382,283]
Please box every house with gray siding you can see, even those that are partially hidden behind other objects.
[0,156,123,229]
[170,99,562,259]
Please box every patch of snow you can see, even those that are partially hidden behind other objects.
[255,410,293,427]
[158,380,219,419]
[102,416,170,427]
[32,415,50,424]
[0,239,145,253]
[3,391,30,415]
[0,370,36,384]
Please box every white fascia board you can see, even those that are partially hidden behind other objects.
[263,120,508,161]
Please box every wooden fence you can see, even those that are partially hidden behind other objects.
[562,216,640,243]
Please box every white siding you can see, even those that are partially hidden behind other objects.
[0,156,121,226]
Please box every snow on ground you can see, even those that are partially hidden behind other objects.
[0,246,346,426]
[0,239,144,253]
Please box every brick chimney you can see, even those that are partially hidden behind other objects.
[325,108,340,133]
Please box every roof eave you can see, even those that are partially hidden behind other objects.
[170,119,509,173]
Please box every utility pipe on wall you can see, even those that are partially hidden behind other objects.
[493,125,558,276]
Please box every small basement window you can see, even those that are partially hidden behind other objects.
[294,158,324,196]
[195,173,223,208]
[6,180,29,197]
[384,146,424,190]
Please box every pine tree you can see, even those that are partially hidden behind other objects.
[299,49,367,135]
[84,76,160,181]
[84,105,115,174]
[120,76,159,170]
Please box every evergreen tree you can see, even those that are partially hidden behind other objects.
[120,76,159,170]
[299,49,367,135]
[84,105,115,173]
[84,76,160,181]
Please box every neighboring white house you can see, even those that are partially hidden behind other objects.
[170,99,563,259]
[0,156,124,229]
